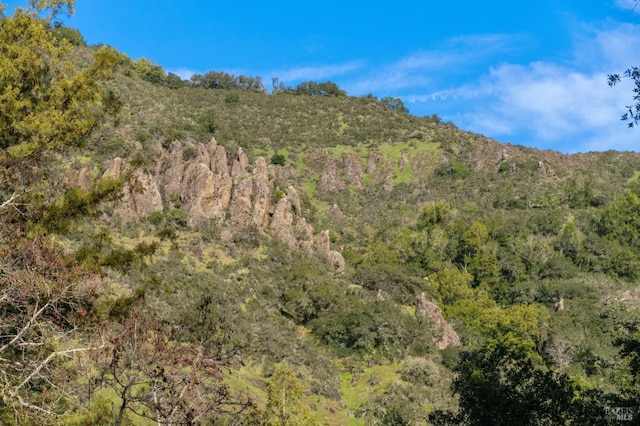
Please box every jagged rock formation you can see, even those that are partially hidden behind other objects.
[415,293,461,350]
[342,153,364,188]
[104,157,163,222]
[398,151,410,172]
[315,230,345,273]
[318,156,345,192]
[366,150,384,175]
[327,204,343,221]
[104,138,344,270]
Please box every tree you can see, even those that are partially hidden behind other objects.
[190,70,265,92]
[0,1,119,160]
[90,310,254,425]
[430,335,614,425]
[608,1,640,127]
[0,1,121,421]
[263,362,319,426]
[608,67,640,127]
[381,96,409,114]
[294,81,346,97]
[0,217,107,424]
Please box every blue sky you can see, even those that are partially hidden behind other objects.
[7,0,640,153]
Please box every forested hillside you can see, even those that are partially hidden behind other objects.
[2,2,640,425]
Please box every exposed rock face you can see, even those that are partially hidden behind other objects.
[231,147,249,177]
[342,153,364,188]
[208,142,230,176]
[398,151,410,172]
[251,157,272,229]
[537,161,547,175]
[553,298,565,312]
[327,204,343,221]
[270,195,297,249]
[316,230,331,254]
[316,230,345,272]
[286,186,302,215]
[229,174,253,228]
[383,160,395,191]
[412,154,429,176]
[366,150,384,175]
[102,138,345,270]
[327,251,346,273]
[75,162,94,190]
[182,162,233,224]
[104,157,163,222]
[158,140,187,201]
[415,293,461,350]
[499,147,511,162]
[318,157,345,192]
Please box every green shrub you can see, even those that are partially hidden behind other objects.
[182,146,198,161]
[271,153,286,166]
[437,161,469,179]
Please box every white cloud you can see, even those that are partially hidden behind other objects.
[271,61,365,84]
[400,22,640,153]
[345,33,528,96]
[615,0,640,14]
[167,67,198,80]
[460,63,628,139]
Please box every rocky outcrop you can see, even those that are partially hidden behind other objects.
[342,153,364,188]
[102,138,345,270]
[398,151,410,172]
[415,293,460,350]
[181,162,232,223]
[75,162,94,190]
[318,156,345,192]
[366,150,384,175]
[251,157,272,229]
[270,195,297,249]
[104,157,163,222]
[316,230,345,272]
[327,204,343,221]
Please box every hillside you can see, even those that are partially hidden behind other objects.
[3,11,640,425]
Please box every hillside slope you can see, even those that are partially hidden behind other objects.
[4,33,640,424]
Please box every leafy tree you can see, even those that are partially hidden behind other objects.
[50,22,85,46]
[426,267,475,306]
[381,96,409,114]
[90,309,254,425]
[294,80,346,98]
[417,201,451,231]
[263,362,319,426]
[609,66,640,128]
[613,331,640,410]
[430,335,613,425]
[608,0,639,127]
[0,2,120,421]
[190,70,265,92]
[0,2,119,160]
[458,221,499,284]
[130,57,166,85]
[271,153,286,166]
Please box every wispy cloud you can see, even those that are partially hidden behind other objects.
[400,22,640,153]
[345,33,529,95]
[271,61,365,84]
[614,0,640,14]
[167,67,199,80]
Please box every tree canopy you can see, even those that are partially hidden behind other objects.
[0,0,119,159]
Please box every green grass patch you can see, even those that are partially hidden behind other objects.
[340,362,401,420]
[303,175,320,198]
[627,170,640,184]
